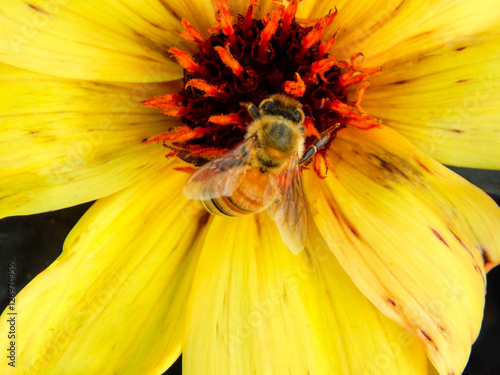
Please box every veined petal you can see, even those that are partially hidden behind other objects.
[184,213,428,374]
[0,64,180,218]
[304,125,500,375]
[361,32,500,169]
[326,0,500,63]
[0,163,208,374]
[0,0,205,82]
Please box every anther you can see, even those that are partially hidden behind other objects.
[180,20,212,53]
[185,79,231,100]
[215,46,244,77]
[284,73,306,97]
[258,6,284,61]
[170,48,210,77]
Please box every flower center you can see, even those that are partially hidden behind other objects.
[144,0,381,177]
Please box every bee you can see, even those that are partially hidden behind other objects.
[183,94,336,254]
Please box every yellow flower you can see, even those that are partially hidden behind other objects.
[1,0,499,374]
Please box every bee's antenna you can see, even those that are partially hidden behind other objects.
[242,102,261,119]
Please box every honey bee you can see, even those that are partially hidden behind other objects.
[183,94,336,254]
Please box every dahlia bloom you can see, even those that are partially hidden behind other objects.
[1,0,499,374]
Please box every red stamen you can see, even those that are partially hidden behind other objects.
[281,0,298,37]
[304,118,321,138]
[142,94,189,117]
[208,113,241,125]
[244,0,258,29]
[299,27,325,56]
[258,6,284,61]
[215,0,238,53]
[318,31,337,59]
[352,81,370,113]
[185,79,231,99]
[148,126,213,144]
[350,52,364,66]
[339,71,369,87]
[170,48,210,77]
[144,1,383,178]
[215,46,244,77]
[284,73,306,97]
[328,100,381,129]
[180,20,211,53]
[314,9,337,29]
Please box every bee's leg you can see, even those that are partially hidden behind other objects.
[242,102,261,119]
[299,123,340,164]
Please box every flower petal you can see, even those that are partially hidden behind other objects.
[0,163,208,374]
[0,0,209,82]
[304,125,500,375]
[361,32,500,169]
[0,63,180,218]
[183,213,428,374]
[327,0,500,63]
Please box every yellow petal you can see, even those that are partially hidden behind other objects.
[362,32,500,169]
[0,0,207,82]
[304,125,500,375]
[184,213,428,374]
[0,63,180,218]
[0,163,208,374]
[327,0,500,63]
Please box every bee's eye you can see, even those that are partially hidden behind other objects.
[261,100,281,114]
[288,108,304,123]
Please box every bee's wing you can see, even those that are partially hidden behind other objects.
[183,136,257,200]
[266,153,307,254]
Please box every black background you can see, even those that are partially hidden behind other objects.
[1,196,499,374]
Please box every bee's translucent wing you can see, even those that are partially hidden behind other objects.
[266,153,307,254]
[183,136,257,200]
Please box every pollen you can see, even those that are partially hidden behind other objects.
[144,0,381,177]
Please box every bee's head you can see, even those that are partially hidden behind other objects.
[259,95,305,124]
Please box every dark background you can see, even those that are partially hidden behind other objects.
[1,179,499,374]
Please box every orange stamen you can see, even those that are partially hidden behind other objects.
[185,79,231,99]
[304,118,321,138]
[299,27,325,56]
[215,46,244,77]
[258,6,284,61]
[142,94,189,117]
[318,31,337,59]
[244,0,258,29]
[170,48,210,77]
[180,20,211,53]
[146,126,213,145]
[328,100,381,129]
[281,0,298,37]
[314,8,337,28]
[339,71,369,87]
[215,0,238,53]
[352,81,370,113]
[284,73,306,97]
[208,113,241,125]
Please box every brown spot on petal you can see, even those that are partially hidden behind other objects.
[418,328,439,350]
[480,246,495,271]
[431,228,449,247]
[456,79,469,84]
[27,3,48,13]
[388,298,397,306]
[455,46,467,51]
